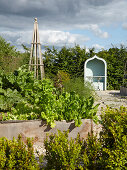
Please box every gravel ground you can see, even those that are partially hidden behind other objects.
[96,90,127,108]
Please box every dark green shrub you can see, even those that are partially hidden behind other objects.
[43,106,127,169]
[0,135,39,170]
[100,106,127,169]
[81,134,103,170]
[0,36,29,74]
[44,130,82,170]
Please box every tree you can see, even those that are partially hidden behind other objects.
[98,45,127,89]
[0,36,29,73]
[43,45,94,79]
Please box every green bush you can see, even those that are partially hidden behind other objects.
[63,77,95,99]
[44,130,82,170]
[44,131,103,170]
[0,36,29,74]
[82,106,127,169]
[43,106,127,169]
[99,106,127,169]
[0,135,39,170]
[54,70,70,93]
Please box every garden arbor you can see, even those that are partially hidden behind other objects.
[29,18,44,80]
[84,55,107,91]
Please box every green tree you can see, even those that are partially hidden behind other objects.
[43,45,95,79]
[0,36,29,74]
[98,45,127,89]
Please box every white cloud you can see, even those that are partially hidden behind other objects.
[41,30,90,46]
[77,24,109,38]
[122,23,127,30]
[0,30,90,50]
[90,25,109,38]
[92,44,104,50]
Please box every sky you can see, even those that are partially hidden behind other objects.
[0,0,127,52]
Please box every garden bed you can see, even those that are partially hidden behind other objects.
[0,119,93,148]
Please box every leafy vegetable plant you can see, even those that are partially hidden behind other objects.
[0,66,99,127]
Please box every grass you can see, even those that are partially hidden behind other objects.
[63,77,96,100]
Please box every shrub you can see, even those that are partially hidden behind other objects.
[54,70,70,93]
[44,130,104,170]
[100,106,127,169]
[63,77,95,99]
[0,36,29,74]
[43,106,127,169]
[0,135,39,170]
[44,130,82,169]
[82,106,127,169]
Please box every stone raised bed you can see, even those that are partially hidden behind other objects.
[0,119,93,149]
[120,86,127,96]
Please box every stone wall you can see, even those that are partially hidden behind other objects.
[0,119,92,148]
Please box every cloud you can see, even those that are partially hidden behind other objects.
[0,0,127,31]
[92,44,104,50]
[122,23,127,30]
[86,0,112,6]
[0,0,127,51]
[0,30,90,50]
[90,25,109,38]
[39,30,90,46]
[77,24,109,38]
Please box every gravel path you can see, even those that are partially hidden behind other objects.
[96,90,127,108]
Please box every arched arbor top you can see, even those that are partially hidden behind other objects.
[85,55,107,68]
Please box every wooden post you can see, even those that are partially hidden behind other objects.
[29,18,45,80]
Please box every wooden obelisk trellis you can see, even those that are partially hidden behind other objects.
[29,18,44,80]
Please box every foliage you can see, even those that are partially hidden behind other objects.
[82,106,127,169]
[0,135,39,170]
[99,106,127,169]
[44,130,82,169]
[44,131,103,170]
[0,36,29,74]
[43,45,94,79]
[63,77,95,99]
[123,73,127,87]
[1,36,127,89]
[54,70,70,93]
[43,106,127,169]
[98,45,127,89]
[0,67,99,128]
[54,72,95,100]
[44,45,127,90]
[81,134,103,170]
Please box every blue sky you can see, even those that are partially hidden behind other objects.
[0,0,127,52]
